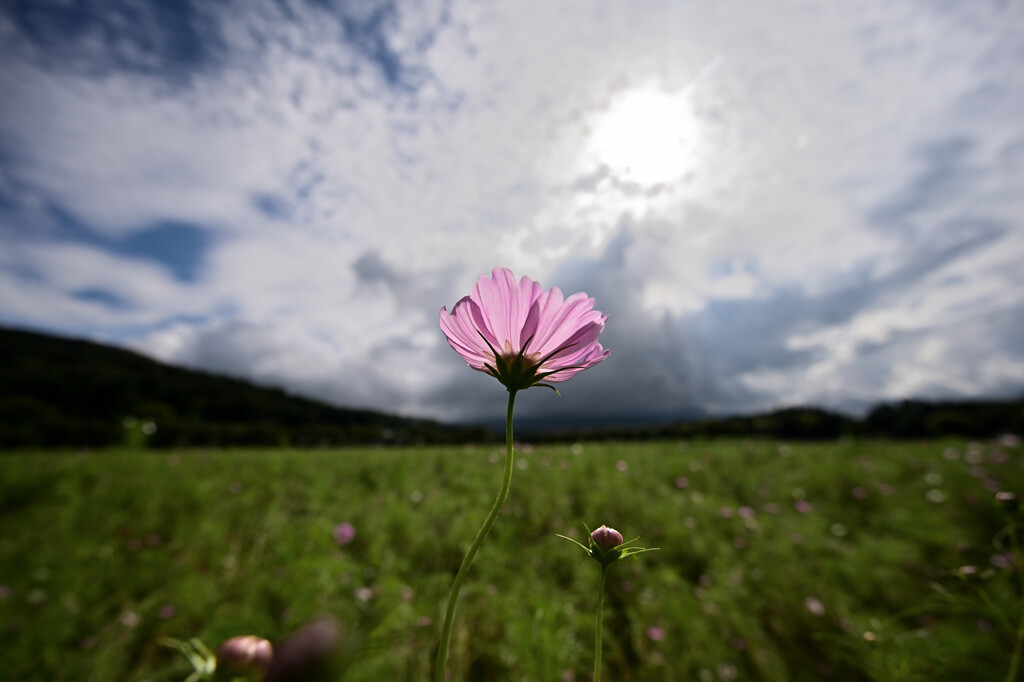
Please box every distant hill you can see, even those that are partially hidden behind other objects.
[0,326,492,449]
[3,326,1021,449]
[527,400,1024,442]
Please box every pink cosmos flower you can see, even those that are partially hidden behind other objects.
[646,625,666,642]
[332,522,356,546]
[439,267,609,392]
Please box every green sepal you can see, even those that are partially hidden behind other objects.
[556,533,591,555]
[476,331,586,393]
[159,637,217,682]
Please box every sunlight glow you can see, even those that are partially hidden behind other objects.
[587,86,700,186]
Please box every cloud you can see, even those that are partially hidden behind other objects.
[0,0,225,81]
[1,0,1023,425]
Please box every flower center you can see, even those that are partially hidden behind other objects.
[499,341,541,369]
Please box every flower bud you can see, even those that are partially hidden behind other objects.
[558,523,657,568]
[591,525,623,552]
[216,635,273,675]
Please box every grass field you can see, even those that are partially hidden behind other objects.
[1,438,1021,681]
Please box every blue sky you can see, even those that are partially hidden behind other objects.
[1,0,1022,425]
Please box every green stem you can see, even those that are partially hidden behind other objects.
[593,563,607,682]
[433,389,518,682]
[1006,515,1024,682]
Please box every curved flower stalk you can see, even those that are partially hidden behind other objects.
[434,267,608,682]
[560,524,659,682]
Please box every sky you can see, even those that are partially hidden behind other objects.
[1,0,1023,428]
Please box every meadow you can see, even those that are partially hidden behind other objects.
[0,438,1021,681]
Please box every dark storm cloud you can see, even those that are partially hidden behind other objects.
[468,205,1021,426]
[9,206,214,283]
[0,0,443,90]
[0,0,225,82]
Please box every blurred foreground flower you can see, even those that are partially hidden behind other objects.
[264,617,343,682]
[216,635,273,677]
[439,267,608,392]
[996,491,1019,514]
[161,618,344,682]
[434,268,608,682]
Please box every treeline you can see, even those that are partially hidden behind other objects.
[530,400,1024,443]
[0,327,492,449]
[3,326,1021,449]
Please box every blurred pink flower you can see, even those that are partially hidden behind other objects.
[332,522,356,546]
[804,596,826,616]
[646,625,666,642]
[794,500,813,514]
[439,267,608,392]
[264,618,339,682]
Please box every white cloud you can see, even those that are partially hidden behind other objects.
[1,0,1022,424]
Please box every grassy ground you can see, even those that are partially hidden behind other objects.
[0,438,1021,681]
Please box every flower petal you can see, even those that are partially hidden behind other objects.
[439,299,493,370]
[469,268,541,353]
[528,290,604,358]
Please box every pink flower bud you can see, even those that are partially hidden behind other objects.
[216,635,273,675]
[591,525,623,552]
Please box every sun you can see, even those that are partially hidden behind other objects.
[586,85,699,186]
